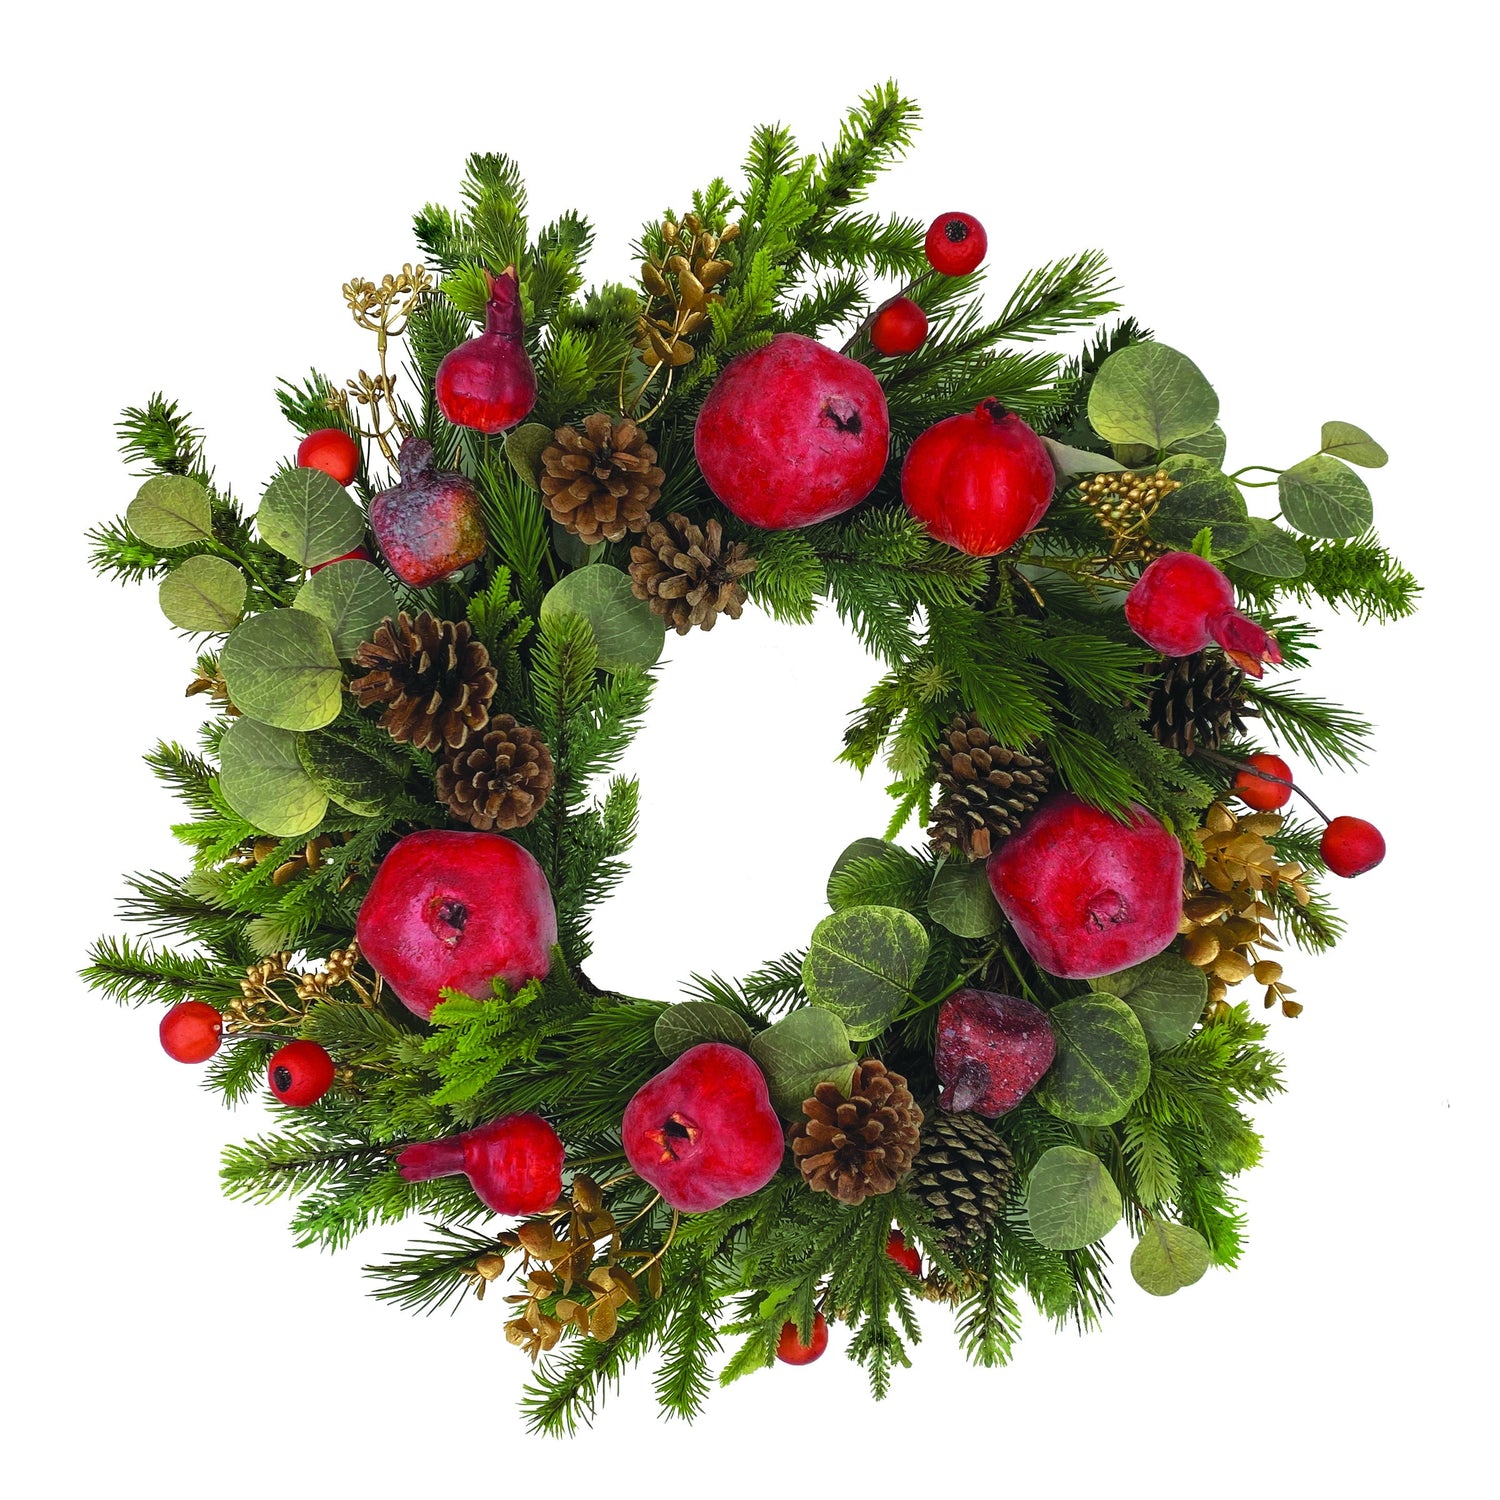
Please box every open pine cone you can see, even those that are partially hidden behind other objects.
[790,1059,923,1206]
[628,512,757,633]
[929,713,1050,859]
[350,612,496,754]
[436,715,554,831]
[908,1109,1016,1252]
[539,414,664,545]
[1146,651,1252,756]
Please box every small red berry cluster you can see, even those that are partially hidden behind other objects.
[158,1002,337,1106]
[868,211,987,358]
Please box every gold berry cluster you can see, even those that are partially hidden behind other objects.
[1078,468,1180,564]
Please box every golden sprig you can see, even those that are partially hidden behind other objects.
[334,263,432,462]
[1077,468,1180,566]
[226,938,378,1032]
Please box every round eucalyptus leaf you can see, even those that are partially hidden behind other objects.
[928,859,1002,938]
[1131,1220,1211,1296]
[1223,518,1306,579]
[551,521,605,569]
[1034,993,1151,1126]
[1087,343,1219,451]
[1168,422,1228,466]
[826,838,898,908]
[126,474,214,547]
[158,554,246,633]
[255,466,367,568]
[505,422,555,490]
[802,905,929,1042]
[220,608,345,731]
[294,560,397,658]
[1154,457,1253,552]
[748,1006,858,1118]
[1025,1145,1123,1251]
[218,717,328,837]
[1089,951,1206,1052]
[655,1001,754,1059]
[295,730,403,817]
[1319,420,1387,469]
[1277,455,1374,538]
[540,564,665,673]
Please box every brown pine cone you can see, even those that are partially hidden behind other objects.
[790,1059,923,1206]
[908,1109,1016,1252]
[1146,651,1253,756]
[539,414,664,545]
[436,715,555,831]
[349,612,496,754]
[628,512,757,633]
[928,713,1050,860]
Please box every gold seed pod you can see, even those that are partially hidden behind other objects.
[720,223,741,242]
[641,262,670,297]
[1184,928,1222,967]
[682,212,702,234]
[1253,960,1284,984]
[271,860,302,887]
[1212,950,1253,984]
[661,220,678,243]
[1281,999,1304,1018]
[698,259,733,289]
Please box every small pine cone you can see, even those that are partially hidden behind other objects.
[928,714,1050,860]
[790,1059,923,1207]
[1146,651,1252,756]
[539,414,664,545]
[350,612,496,754]
[436,715,555,831]
[628,512,757,633]
[908,1109,1016,1253]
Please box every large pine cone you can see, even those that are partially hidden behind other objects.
[1146,651,1252,755]
[929,714,1050,859]
[628,512,757,633]
[539,414,664,545]
[908,1109,1016,1253]
[436,715,554,831]
[350,612,496,754]
[790,1059,923,1206]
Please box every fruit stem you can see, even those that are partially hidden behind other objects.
[1196,748,1333,824]
[840,268,940,355]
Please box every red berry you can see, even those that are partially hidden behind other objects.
[870,297,928,356]
[1234,753,1294,811]
[267,1040,336,1107]
[398,1113,565,1216]
[310,548,372,574]
[885,1231,922,1277]
[901,400,1054,557]
[296,428,360,486]
[776,1313,829,1365]
[1320,816,1386,878]
[159,1001,224,1063]
[925,213,987,276]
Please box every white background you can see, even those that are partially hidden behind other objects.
[2,2,1492,1494]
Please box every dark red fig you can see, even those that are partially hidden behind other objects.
[1125,552,1282,678]
[398,1113,564,1217]
[621,1043,785,1213]
[369,437,488,588]
[435,267,537,435]
[987,794,1184,979]
[933,989,1055,1117]
[901,399,1054,556]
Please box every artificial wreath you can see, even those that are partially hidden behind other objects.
[85,86,1417,1433]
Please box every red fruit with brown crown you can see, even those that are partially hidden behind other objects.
[267,1040,335,1107]
[1234,753,1294,811]
[924,212,987,276]
[369,437,488,587]
[621,1043,785,1213]
[901,399,1054,556]
[870,296,929,356]
[296,428,361,486]
[693,332,890,529]
[1125,552,1283,678]
[987,794,1184,979]
[159,1000,223,1063]
[1320,816,1386,878]
[398,1113,564,1217]
[776,1313,829,1365]
[435,267,537,435]
[355,829,556,1021]
[933,989,1056,1117]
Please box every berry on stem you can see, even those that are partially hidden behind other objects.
[925,212,987,276]
[268,1040,336,1107]
[159,1001,223,1063]
[776,1313,829,1365]
[1320,816,1386,878]
[1234,753,1294,811]
[885,1230,922,1276]
[870,296,928,356]
[296,428,360,486]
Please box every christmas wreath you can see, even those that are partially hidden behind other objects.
[86,86,1417,1433]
